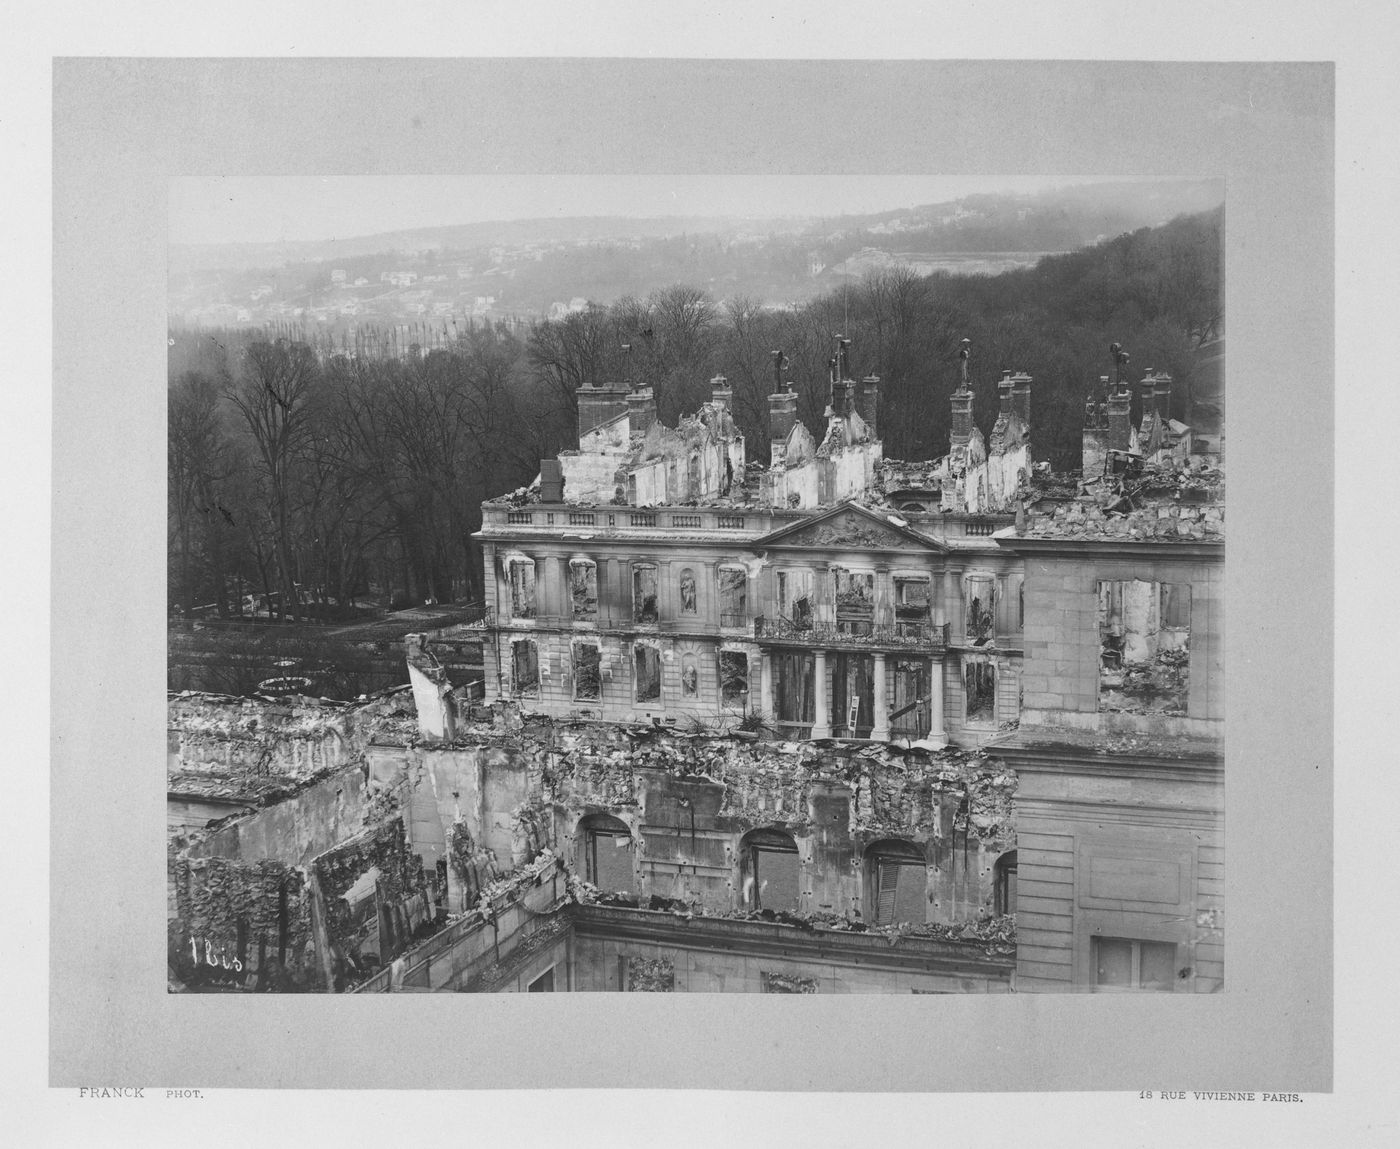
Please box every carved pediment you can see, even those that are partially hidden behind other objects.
[769,508,934,552]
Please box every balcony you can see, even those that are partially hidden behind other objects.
[754,615,948,652]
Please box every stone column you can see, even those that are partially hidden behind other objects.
[871,652,890,742]
[927,655,948,748]
[760,650,775,718]
[812,648,831,738]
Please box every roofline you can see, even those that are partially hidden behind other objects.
[993,535,1224,560]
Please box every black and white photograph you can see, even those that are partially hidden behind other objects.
[163,173,1226,998]
[20,13,1389,1140]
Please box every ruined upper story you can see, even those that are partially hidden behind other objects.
[487,337,1036,524]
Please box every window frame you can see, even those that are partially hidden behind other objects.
[1091,935,1178,992]
[510,638,540,696]
[633,641,661,703]
[632,562,659,624]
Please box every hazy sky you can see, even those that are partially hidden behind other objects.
[169,174,1137,246]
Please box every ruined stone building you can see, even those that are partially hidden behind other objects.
[166,340,1223,996]
[477,342,1030,750]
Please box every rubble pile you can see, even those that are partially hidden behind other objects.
[1023,458,1224,542]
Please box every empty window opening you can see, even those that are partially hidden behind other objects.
[1093,936,1176,991]
[511,639,539,696]
[719,566,747,628]
[1097,580,1191,715]
[634,643,661,703]
[831,652,874,738]
[679,567,698,614]
[891,659,930,738]
[964,657,996,724]
[777,569,814,631]
[994,850,1018,916]
[632,564,658,623]
[572,642,601,701]
[865,839,927,926]
[527,967,555,992]
[569,560,598,619]
[761,972,818,993]
[680,653,699,697]
[626,956,674,992]
[720,650,749,708]
[965,573,996,645]
[741,829,801,912]
[507,558,536,620]
[580,814,634,893]
[894,577,931,638]
[773,652,815,738]
[834,567,874,635]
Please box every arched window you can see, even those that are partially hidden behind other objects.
[865,839,927,926]
[900,502,927,513]
[994,850,1018,916]
[739,828,800,912]
[578,814,634,894]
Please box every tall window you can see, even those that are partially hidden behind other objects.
[572,642,601,701]
[1097,580,1192,715]
[891,659,930,738]
[894,576,931,638]
[772,652,815,737]
[569,560,597,620]
[1093,936,1176,991]
[511,639,539,695]
[964,657,996,724]
[507,558,536,620]
[865,839,927,926]
[834,567,874,635]
[579,813,634,893]
[740,829,800,912]
[632,564,658,623]
[634,643,661,702]
[777,569,814,631]
[965,573,995,645]
[719,651,749,708]
[718,567,747,628]
[994,850,1018,915]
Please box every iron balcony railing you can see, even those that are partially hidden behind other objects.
[753,615,949,651]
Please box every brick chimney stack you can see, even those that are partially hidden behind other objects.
[769,391,797,467]
[950,338,974,449]
[1105,378,1133,453]
[997,369,1015,417]
[1011,371,1032,429]
[1153,372,1174,424]
[1082,377,1110,476]
[710,374,732,411]
[577,381,631,442]
[627,385,658,438]
[1138,371,1159,424]
[831,378,855,418]
[539,458,564,503]
[950,387,974,449]
[859,374,880,437]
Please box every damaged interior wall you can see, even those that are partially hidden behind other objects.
[170,689,1018,991]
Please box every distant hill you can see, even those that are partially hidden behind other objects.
[168,180,1223,329]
